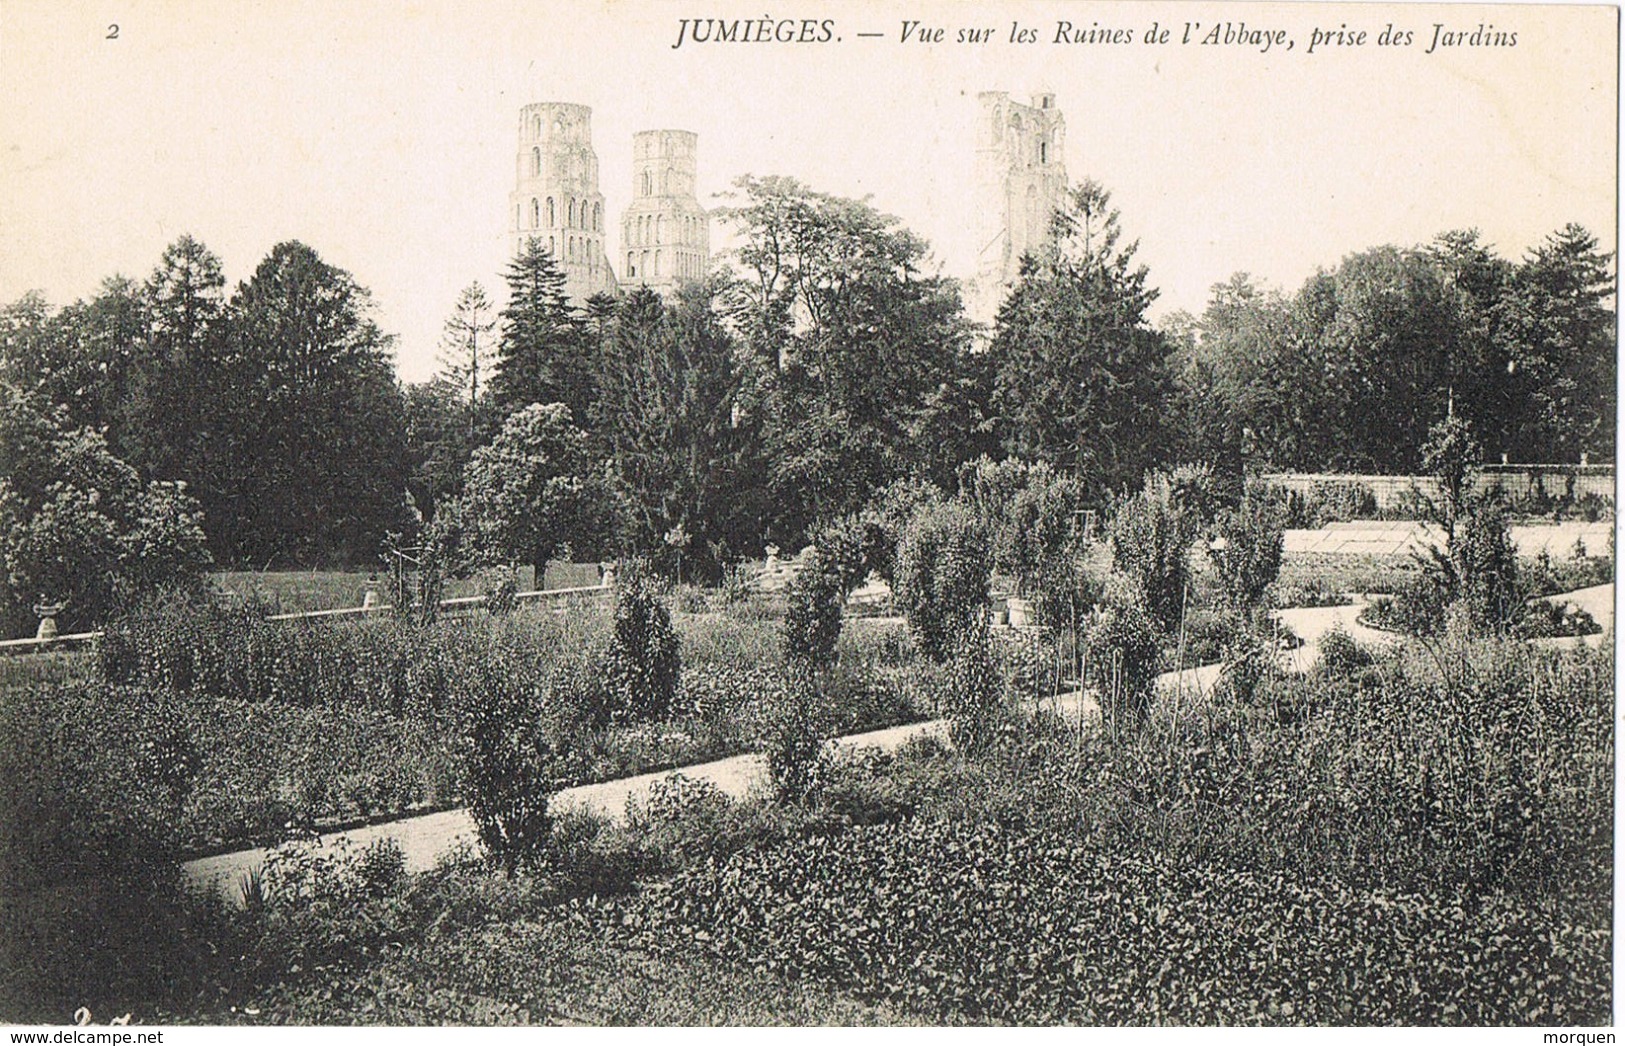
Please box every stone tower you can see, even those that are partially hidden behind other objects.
[511,102,618,305]
[967,91,1068,326]
[620,130,709,296]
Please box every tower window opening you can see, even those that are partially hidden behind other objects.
[530,198,540,229]
[547,197,555,227]
[531,147,541,176]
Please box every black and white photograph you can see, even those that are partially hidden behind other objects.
[0,0,1617,1030]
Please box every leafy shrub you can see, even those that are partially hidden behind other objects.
[458,667,569,874]
[783,548,843,669]
[894,503,991,663]
[1515,600,1601,639]
[1370,497,1523,638]
[760,669,830,806]
[943,627,1004,757]
[672,585,709,614]
[134,715,200,804]
[1266,579,1351,609]
[619,773,786,873]
[1362,574,1450,636]
[0,679,210,1021]
[1176,608,1244,669]
[1451,496,1522,633]
[720,562,756,604]
[864,477,946,584]
[1314,624,1371,676]
[1282,480,1380,528]
[1109,476,1200,632]
[583,638,1613,1025]
[958,457,1087,602]
[603,565,681,723]
[809,514,871,596]
[1208,481,1285,610]
[1084,603,1162,727]
[1523,548,1613,599]
[992,628,1062,703]
[598,816,1609,1025]
[1145,462,1229,529]
[0,385,213,638]
[819,660,918,736]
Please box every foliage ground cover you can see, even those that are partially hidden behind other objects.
[575,636,1614,1025]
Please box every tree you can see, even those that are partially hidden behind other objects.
[1425,230,1516,456]
[894,502,992,663]
[1208,479,1285,611]
[1494,224,1616,461]
[0,381,210,636]
[0,280,145,440]
[1108,467,1206,633]
[1305,247,1462,472]
[492,239,591,423]
[1169,274,1298,471]
[436,282,497,443]
[222,241,408,565]
[717,175,976,539]
[461,402,592,576]
[121,237,231,493]
[594,282,765,578]
[989,180,1173,496]
[402,379,474,522]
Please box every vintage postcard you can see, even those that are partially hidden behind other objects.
[0,0,1616,1034]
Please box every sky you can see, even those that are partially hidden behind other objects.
[0,0,1615,383]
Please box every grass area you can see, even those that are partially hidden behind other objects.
[210,562,604,614]
[1273,550,1421,598]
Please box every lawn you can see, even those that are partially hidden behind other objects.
[210,562,605,614]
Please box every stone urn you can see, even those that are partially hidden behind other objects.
[33,600,66,641]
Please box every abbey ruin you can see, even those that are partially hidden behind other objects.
[513,92,1069,315]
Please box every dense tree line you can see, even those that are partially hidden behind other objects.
[0,191,1611,612]
[1,236,409,570]
[1165,225,1615,471]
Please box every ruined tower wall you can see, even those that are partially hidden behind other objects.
[967,91,1068,326]
[511,102,618,304]
[620,129,709,295]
